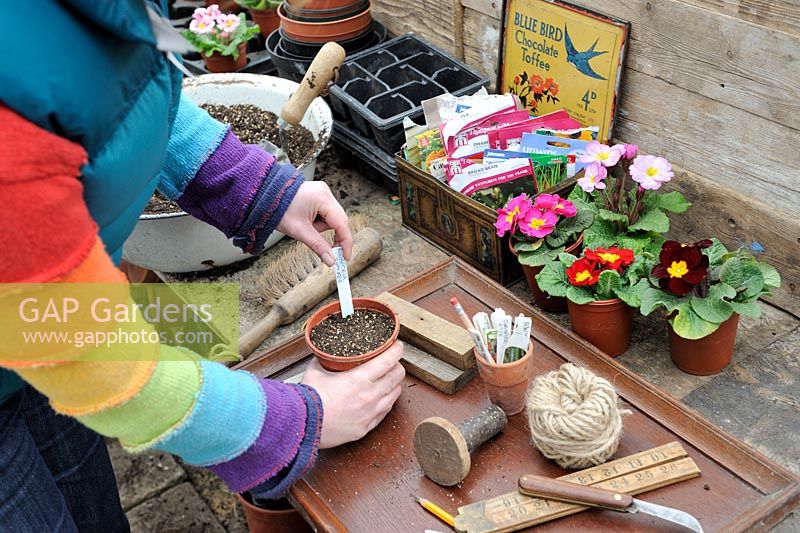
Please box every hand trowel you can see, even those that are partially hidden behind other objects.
[260,42,346,163]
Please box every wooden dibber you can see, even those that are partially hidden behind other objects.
[414,405,508,486]
[239,227,382,357]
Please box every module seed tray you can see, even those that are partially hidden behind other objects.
[331,121,398,194]
[328,34,489,154]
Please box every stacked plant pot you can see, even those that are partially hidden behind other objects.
[267,0,387,81]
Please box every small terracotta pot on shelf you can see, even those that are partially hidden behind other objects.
[278,2,371,43]
[669,314,739,375]
[305,297,399,372]
[202,43,248,72]
[286,0,361,9]
[249,8,281,37]
[207,0,241,13]
[510,234,583,313]
[237,493,313,533]
[567,298,632,357]
[474,341,534,416]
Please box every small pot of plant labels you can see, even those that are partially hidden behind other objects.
[237,493,313,533]
[305,298,399,372]
[669,314,739,375]
[203,43,248,72]
[474,341,534,416]
[567,298,633,357]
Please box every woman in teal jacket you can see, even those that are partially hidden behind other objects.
[0,1,405,530]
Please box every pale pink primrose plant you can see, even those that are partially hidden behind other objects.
[579,141,624,167]
[217,14,241,33]
[577,162,607,193]
[630,155,674,190]
[183,6,259,60]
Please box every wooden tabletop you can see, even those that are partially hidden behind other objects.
[239,259,799,532]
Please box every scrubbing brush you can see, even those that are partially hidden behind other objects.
[239,215,382,358]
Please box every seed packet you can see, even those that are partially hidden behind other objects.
[519,133,592,177]
[447,110,532,160]
[445,157,536,210]
[497,110,582,150]
[483,150,568,192]
[440,94,520,159]
[535,126,599,141]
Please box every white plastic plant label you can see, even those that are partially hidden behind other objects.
[332,246,354,317]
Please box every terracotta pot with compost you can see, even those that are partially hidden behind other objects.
[305,298,399,372]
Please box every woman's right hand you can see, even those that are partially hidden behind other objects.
[302,342,405,449]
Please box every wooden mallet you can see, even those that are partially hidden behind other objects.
[413,405,508,486]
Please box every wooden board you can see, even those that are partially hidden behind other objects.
[370,0,457,54]
[376,291,475,370]
[238,259,800,532]
[402,343,477,395]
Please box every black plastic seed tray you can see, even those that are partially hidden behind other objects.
[328,34,489,154]
[331,121,398,194]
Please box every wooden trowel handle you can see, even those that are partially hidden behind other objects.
[239,228,382,357]
[280,42,345,126]
[518,474,633,511]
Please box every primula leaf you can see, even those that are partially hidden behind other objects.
[584,219,618,248]
[614,279,648,308]
[628,207,670,233]
[545,227,571,248]
[671,302,721,340]
[557,253,578,266]
[705,238,729,268]
[617,233,661,256]
[566,286,595,305]
[729,300,762,319]
[596,269,621,297]
[690,286,735,324]
[598,209,629,224]
[738,263,765,301]
[640,287,686,316]
[534,261,570,297]
[515,239,545,252]
[646,191,690,213]
[719,256,744,288]
[518,245,562,267]
[755,261,781,289]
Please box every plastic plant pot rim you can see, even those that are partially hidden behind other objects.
[304,298,400,365]
[283,0,368,21]
[277,2,371,36]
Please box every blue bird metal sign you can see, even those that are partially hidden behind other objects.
[499,0,630,142]
[564,24,608,80]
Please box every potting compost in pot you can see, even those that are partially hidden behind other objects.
[309,309,394,357]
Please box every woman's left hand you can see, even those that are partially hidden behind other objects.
[277,181,352,267]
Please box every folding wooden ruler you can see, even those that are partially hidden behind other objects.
[455,441,701,533]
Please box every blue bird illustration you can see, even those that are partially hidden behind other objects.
[563,24,608,80]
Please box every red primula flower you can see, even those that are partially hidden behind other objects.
[566,258,600,286]
[584,246,634,271]
[651,240,712,296]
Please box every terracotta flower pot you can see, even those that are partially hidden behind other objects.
[237,494,313,533]
[284,0,367,21]
[669,314,739,376]
[287,0,361,9]
[305,297,399,372]
[207,0,241,13]
[278,2,372,43]
[510,234,583,313]
[567,298,632,357]
[250,8,280,37]
[202,43,247,73]
[474,341,534,416]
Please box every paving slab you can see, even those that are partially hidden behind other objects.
[107,439,186,511]
[127,482,225,533]
[181,463,249,533]
[683,327,800,475]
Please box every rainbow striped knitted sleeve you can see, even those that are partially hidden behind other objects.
[0,105,321,498]
[158,95,304,255]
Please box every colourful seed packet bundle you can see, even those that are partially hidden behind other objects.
[445,157,537,211]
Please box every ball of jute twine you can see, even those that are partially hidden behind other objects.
[526,363,629,469]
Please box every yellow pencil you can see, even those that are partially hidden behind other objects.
[417,497,455,527]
